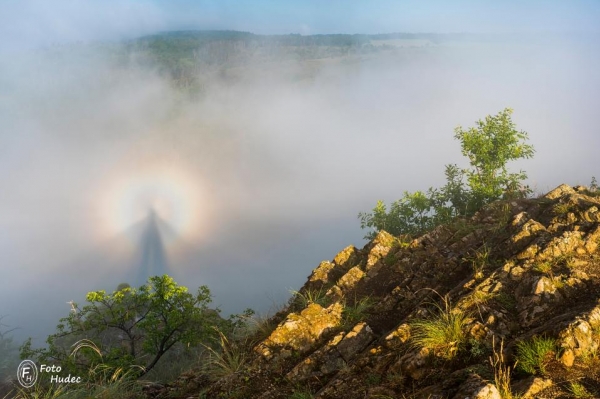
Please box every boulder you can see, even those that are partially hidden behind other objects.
[452,374,501,399]
[256,302,343,359]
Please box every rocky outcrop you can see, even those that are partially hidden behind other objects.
[255,302,343,360]
[159,184,600,399]
[285,322,375,383]
[306,245,359,291]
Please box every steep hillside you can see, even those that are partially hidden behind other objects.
[154,184,600,399]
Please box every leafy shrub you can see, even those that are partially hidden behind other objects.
[20,275,227,380]
[360,108,534,238]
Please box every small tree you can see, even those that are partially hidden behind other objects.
[360,108,534,239]
[21,275,225,378]
[454,108,534,213]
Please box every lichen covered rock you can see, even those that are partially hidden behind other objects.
[256,302,343,359]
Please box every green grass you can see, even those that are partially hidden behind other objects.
[493,202,513,232]
[533,261,552,275]
[365,372,381,386]
[62,379,143,399]
[202,330,248,381]
[465,290,494,308]
[5,383,70,399]
[5,365,144,399]
[290,287,330,309]
[410,296,470,360]
[246,313,278,344]
[468,244,491,279]
[384,251,399,265]
[515,336,557,375]
[342,296,374,327]
[568,382,594,398]
[288,388,314,399]
[384,238,411,265]
[448,217,479,242]
[553,202,573,215]
[4,338,149,399]
[495,292,517,311]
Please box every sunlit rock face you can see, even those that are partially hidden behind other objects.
[169,184,600,399]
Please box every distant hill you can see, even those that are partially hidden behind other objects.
[117,30,449,89]
[37,30,520,93]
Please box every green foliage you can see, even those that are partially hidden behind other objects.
[515,336,557,375]
[410,296,470,360]
[454,108,534,211]
[20,275,225,380]
[359,190,440,240]
[360,108,534,238]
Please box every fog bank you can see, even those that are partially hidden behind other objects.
[0,32,599,345]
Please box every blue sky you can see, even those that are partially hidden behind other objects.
[1,0,599,51]
[164,0,600,34]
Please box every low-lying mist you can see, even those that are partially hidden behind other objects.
[1,33,599,346]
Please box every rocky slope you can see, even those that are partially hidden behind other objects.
[157,184,600,399]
